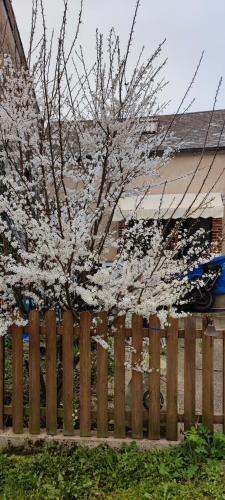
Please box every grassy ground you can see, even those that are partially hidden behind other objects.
[1,426,225,499]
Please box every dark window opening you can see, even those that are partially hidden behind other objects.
[118,217,212,257]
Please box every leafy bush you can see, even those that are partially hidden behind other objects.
[0,426,225,498]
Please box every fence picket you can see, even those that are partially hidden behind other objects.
[12,324,23,434]
[114,316,125,438]
[166,318,178,440]
[96,312,108,437]
[149,315,161,440]
[63,310,74,435]
[132,314,143,439]
[80,312,91,436]
[202,317,214,431]
[184,317,196,431]
[29,310,40,434]
[46,310,57,435]
[0,337,4,430]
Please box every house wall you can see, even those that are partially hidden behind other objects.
[106,150,225,261]
[129,150,225,253]
[131,151,225,195]
[0,0,26,66]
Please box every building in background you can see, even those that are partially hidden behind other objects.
[114,110,225,254]
[0,0,26,66]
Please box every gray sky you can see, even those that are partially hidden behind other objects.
[13,0,225,113]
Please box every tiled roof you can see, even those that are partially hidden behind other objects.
[158,109,225,152]
[53,110,225,156]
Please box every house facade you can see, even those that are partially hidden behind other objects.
[114,110,225,255]
[0,0,26,66]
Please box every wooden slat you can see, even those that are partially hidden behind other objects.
[46,310,57,435]
[96,312,108,437]
[132,314,143,439]
[12,324,23,434]
[202,316,214,431]
[149,315,160,439]
[166,318,178,441]
[80,312,91,437]
[0,336,4,430]
[29,310,40,434]
[63,310,74,435]
[184,317,196,431]
[114,315,125,438]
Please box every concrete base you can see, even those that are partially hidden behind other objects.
[0,429,179,451]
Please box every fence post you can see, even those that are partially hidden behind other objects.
[166,317,178,441]
[202,316,214,431]
[0,336,4,431]
[12,324,23,434]
[29,310,40,435]
[80,312,91,437]
[149,315,161,440]
[184,316,196,431]
[63,310,74,436]
[46,310,57,435]
[96,312,108,438]
[132,314,143,439]
[114,316,126,438]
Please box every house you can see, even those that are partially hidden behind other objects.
[0,0,26,66]
[113,110,225,254]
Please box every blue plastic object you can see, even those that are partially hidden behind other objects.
[188,255,225,296]
[23,297,33,314]
[22,297,34,342]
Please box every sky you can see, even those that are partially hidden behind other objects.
[13,0,225,114]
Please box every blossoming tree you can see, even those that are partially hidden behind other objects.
[0,0,216,334]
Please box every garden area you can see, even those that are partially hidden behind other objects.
[1,0,225,498]
[0,426,225,499]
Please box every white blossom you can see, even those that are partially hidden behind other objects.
[0,9,214,335]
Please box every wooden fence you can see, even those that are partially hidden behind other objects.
[0,310,224,441]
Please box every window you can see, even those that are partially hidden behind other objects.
[118,217,212,256]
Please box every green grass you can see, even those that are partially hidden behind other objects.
[1,426,225,498]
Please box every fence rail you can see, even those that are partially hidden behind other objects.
[0,310,224,441]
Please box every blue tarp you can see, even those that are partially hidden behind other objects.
[188,256,225,295]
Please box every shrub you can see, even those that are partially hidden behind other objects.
[0,425,225,498]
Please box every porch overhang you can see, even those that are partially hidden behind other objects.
[113,192,224,221]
